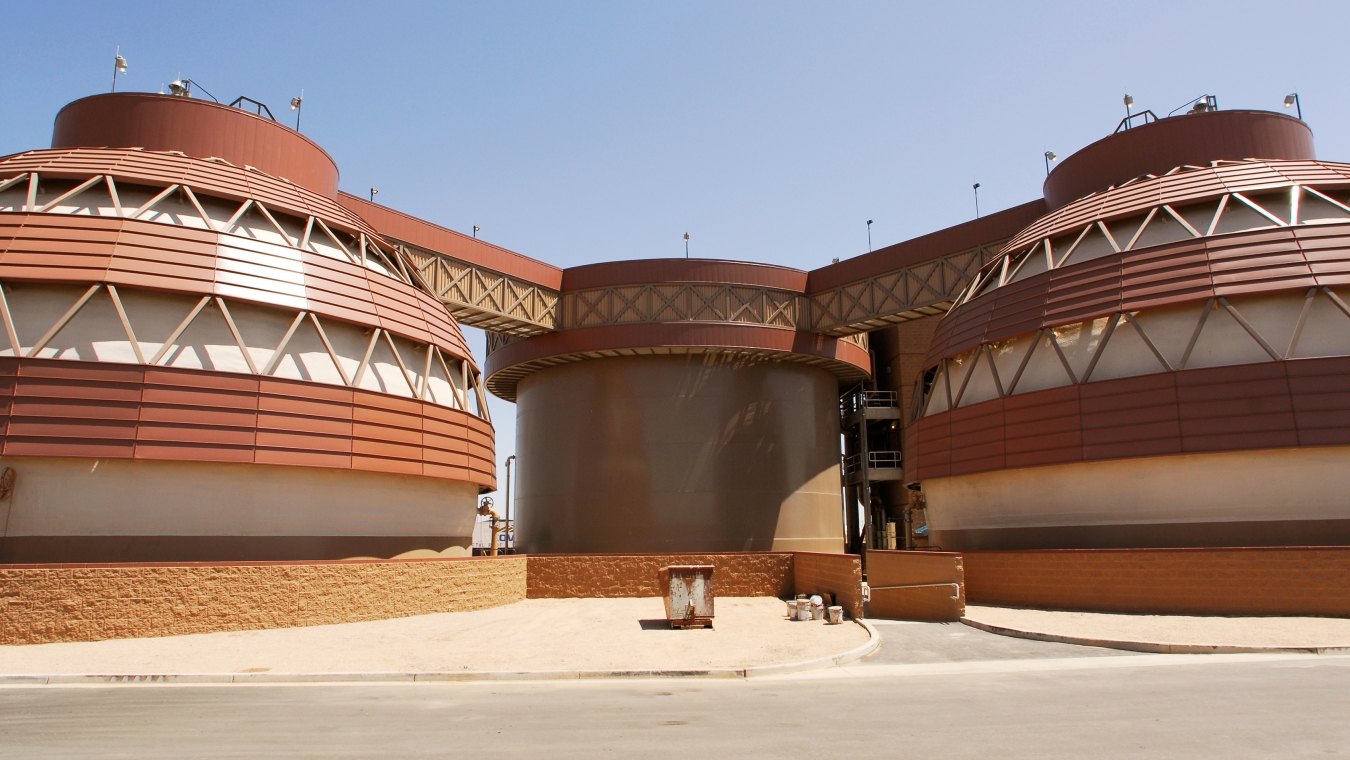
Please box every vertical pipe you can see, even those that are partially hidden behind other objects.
[504,454,516,552]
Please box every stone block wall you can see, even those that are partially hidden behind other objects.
[526,553,794,599]
[963,547,1350,616]
[866,550,964,621]
[792,552,864,619]
[0,555,526,645]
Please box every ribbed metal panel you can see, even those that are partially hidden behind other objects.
[51,94,340,198]
[916,358,1350,481]
[0,213,475,366]
[0,358,494,487]
[0,149,368,238]
[562,259,809,291]
[484,322,870,401]
[926,223,1350,363]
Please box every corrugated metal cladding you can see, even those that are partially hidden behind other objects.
[924,224,1350,363]
[1,148,377,242]
[0,358,494,486]
[561,259,809,291]
[806,201,1046,293]
[51,94,340,198]
[483,322,871,400]
[0,212,475,365]
[1015,160,1350,249]
[914,356,1350,480]
[337,193,565,290]
[1042,110,1315,210]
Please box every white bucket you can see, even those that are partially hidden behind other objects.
[795,600,812,621]
[786,600,797,619]
[827,606,844,624]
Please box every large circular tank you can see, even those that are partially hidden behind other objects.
[514,355,843,552]
[0,94,493,562]
[486,259,870,553]
[913,109,1350,549]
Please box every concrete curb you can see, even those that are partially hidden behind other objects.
[0,619,880,687]
[960,617,1350,655]
[743,619,880,678]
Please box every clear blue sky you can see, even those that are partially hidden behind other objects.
[4,1,1349,500]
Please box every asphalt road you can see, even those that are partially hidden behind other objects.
[3,623,1348,759]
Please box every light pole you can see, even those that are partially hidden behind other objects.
[289,91,303,131]
[111,48,127,93]
[1284,92,1302,120]
[1044,151,1057,177]
[1123,93,1134,128]
[972,184,981,218]
[866,219,873,251]
[504,454,516,553]
[369,187,378,203]
[683,232,690,258]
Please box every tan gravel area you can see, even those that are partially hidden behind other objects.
[0,597,869,676]
[965,605,1350,650]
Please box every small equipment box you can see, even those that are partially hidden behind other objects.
[660,565,715,629]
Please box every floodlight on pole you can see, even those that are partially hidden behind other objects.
[1284,92,1302,120]
[1044,151,1057,176]
[866,219,874,251]
[111,48,127,92]
[473,225,480,238]
[370,187,378,202]
[1123,93,1134,127]
[167,78,217,102]
[289,90,303,131]
[973,184,981,219]
[683,232,690,258]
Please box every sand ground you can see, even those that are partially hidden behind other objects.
[0,597,869,676]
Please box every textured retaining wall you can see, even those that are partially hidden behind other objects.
[963,547,1350,616]
[526,553,794,599]
[792,552,864,620]
[0,555,526,644]
[2,551,871,644]
[866,550,964,621]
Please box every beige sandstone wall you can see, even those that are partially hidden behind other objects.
[526,553,794,599]
[0,555,525,645]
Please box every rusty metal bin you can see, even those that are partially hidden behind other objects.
[660,565,714,628]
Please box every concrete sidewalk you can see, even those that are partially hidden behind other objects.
[0,597,877,685]
[962,605,1350,654]
[3,597,1349,686]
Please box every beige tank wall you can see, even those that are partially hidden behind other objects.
[923,445,1350,548]
[513,355,844,553]
[0,457,478,556]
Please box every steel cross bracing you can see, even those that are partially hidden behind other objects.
[403,236,997,345]
[956,180,1350,309]
[0,279,491,418]
[920,285,1350,418]
[395,240,559,337]
[561,283,802,330]
[807,244,1000,336]
[0,168,1011,344]
[0,170,493,417]
[0,170,418,286]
